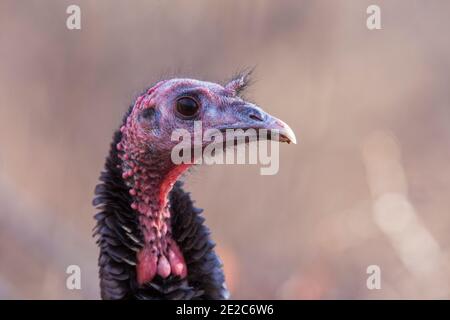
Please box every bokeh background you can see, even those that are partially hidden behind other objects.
[1,0,450,299]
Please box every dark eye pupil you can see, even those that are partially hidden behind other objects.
[176,97,199,118]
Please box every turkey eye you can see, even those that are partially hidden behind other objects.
[175,97,199,118]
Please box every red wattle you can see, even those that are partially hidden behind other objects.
[136,247,157,285]
[168,239,187,278]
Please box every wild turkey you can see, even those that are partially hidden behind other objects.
[93,73,296,299]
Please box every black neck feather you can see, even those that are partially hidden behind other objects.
[93,119,228,300]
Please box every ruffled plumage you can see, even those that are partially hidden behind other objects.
[93,125,228,300]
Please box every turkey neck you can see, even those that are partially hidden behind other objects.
[117,135,191,285]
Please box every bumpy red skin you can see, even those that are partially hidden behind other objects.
[115,76,260,286]
[117,83,190,285]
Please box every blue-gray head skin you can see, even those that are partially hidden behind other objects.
[121,72,296,153]
[115,73,297,284]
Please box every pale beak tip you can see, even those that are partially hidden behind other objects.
[277,120,297,145]
[287,130,297,145]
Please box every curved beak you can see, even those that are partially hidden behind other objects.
[212,103,297,145]
[267,117,297,145]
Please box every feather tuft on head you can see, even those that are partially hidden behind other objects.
[225,67,254,96]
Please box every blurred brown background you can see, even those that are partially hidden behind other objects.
[1,0,450,299]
